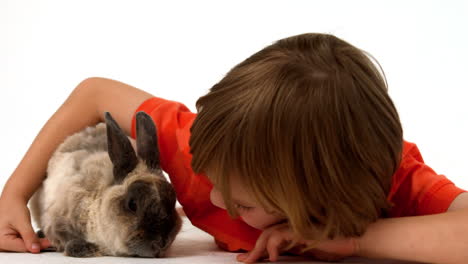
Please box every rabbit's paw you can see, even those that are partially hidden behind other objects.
[64,239,101,257]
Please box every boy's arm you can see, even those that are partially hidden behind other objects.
[356,192,468,264]
[1,77,153,202]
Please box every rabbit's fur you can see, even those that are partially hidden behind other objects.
[30,112,182,257]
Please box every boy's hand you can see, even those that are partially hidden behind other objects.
[0,197,51,253]
[237,222,358,263]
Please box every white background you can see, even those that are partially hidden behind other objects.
[1,0,467,194]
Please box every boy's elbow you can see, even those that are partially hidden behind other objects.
[74,77,121,101]
[75,77,103,95]
[69,77,107,122]
[73,77,153,134]
[76,77,112,94]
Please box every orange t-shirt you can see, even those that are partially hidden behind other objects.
[131,97,466,252]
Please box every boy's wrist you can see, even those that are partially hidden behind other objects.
[0,179,31,205]
[0,191,29,205]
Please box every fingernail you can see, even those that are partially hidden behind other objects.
[31,243,40,251]
[237,253,248,261]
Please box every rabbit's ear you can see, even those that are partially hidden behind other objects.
[105,112,138,183]
[136,111,161,171]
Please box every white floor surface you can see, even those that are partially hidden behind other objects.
[0,217,421,264]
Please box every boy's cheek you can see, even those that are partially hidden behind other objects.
[209,188,226,209]
[239,215,264,230]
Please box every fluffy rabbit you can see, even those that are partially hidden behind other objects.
[29,112,182,257]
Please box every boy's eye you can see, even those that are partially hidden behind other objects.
[234,203,253,211]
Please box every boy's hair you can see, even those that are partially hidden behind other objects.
[189,33,403,241]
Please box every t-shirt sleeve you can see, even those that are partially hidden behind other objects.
[389,142,466,216]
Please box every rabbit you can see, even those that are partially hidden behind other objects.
[29,111,182,258]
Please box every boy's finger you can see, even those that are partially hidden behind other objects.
[236,252,248,262]
[243,242,267,263]
[244,230,278,263]
[266,236,284,262]
[39,238,52,249]
[0,235,28,252]
[17,225,41,253]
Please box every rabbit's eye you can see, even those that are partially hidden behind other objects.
[127,198,138,213]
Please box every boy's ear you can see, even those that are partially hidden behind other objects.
[105,112,138,183]
[135,111,161,171]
